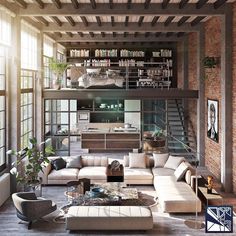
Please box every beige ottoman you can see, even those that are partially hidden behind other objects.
[66,205,153,231]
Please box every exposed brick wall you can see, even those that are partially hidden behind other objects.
[232,3,236,193]
[204,17,222,181]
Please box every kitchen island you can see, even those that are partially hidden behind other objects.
[81,130,141,152]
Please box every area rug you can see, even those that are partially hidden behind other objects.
[53,191,158,223]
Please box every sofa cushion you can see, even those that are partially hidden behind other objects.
[124,155,154,168]
[81,156,108,167]
[152,167,175,177]
[66,156,82,169]
[48,168,79,180]
[51,157,67,170]
[124,168,153,180]
[164,155,185,170]
[78,167,107,180]
[174,162,189,181]
[129,153,146,168]
[153,153,169,167]
[154,176,201,213]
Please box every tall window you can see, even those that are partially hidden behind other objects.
[43,35,53,88]
[20,22,38,148]
[0,7,13,171]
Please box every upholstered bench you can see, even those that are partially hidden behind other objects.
[66,206,153,231]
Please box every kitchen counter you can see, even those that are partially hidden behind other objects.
[81,130,141,151]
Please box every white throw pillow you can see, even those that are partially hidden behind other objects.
[185,169,192,185]
[174,162,189,181]
[153,153,169,167]
[164,155,185,170]
[129,153,146,168]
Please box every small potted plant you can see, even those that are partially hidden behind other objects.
[144,129,166,148]
[8,138,54,195]
[49,58,68,90]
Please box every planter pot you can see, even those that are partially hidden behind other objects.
[24,179,42,197]
[53,81,61,90]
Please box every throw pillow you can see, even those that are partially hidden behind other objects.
[123,155,129,167]
[51,157,66,170]
[129,153,146,168]
[174,162,189,181]
[164,155,185,170]
[66,156,82,168]
[185,169,192,185]
[153,153,169,167]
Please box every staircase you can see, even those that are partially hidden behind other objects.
[166,99,197,163]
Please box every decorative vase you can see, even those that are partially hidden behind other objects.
[53,79,61,90]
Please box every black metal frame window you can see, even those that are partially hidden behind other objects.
[43,56,52,89]
[20,69,34,149]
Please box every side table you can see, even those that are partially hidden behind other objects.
[106,164,124,182]
[198,186,223,206]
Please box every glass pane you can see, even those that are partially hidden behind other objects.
[70,113,77,133]
[60,113,68,124]
[70,100,77,111]
[0,130,5,147]
[0,147,5,166]
[0,75,5,90]
[0,57,5,74]
[60,100,69,111]
[0,96,4,110]
[45,100,51,111]
[0,111,4,128]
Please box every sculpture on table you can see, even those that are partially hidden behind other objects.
[206,175,214,194]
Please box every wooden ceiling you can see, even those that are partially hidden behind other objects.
[3,0,235,47]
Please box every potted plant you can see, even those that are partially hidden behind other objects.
[203,57,218,68]
[49,58,68,90]
[144,129,166,148]
[8,138,54,194]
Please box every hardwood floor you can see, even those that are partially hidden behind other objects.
[1,185,234,236]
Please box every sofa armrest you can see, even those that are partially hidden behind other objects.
[38,162,52,185]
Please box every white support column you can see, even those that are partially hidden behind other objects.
[221,5,232,193]
[197,25,205,166]
[35,32,44,143]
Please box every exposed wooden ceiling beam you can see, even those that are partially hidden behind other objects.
[52,0,62,9]
[127,0,132,9]
[71,0,79,9]
[191,16,205,26]
[42,22,200,32]
[214,0,227,9]
[51,16,62,27]
[35,0,44,9]
[164,16,175,26]
[111,16,115,26]
[65,16,75,26]
[177,16,190,26]
[96,16,102,26]
[80,16,88,26]
[162,0,170,9]
[18,3,226,16]
[15,0,27,9]
[77,32,84,37]
[125,16,129,27]
[144,0,151,9]
[90,0,97,9]
[179,0,189,9]
[196,0,208,9]
[56,34,182,42]
[35,16,49,26]
[138,16,144,26]
[151,16,159,26]
[109,0,113,9]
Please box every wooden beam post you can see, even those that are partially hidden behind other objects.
[221,5,232,192]
[197,25,205,166]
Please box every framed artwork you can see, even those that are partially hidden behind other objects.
[207,99,219,143]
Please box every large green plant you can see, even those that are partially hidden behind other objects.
[8,138,54,184]
[49,58,68,77]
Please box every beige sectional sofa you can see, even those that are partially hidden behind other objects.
[39,155,108,185]
[40,153,201,213]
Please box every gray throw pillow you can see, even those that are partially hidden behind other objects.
[66,156,82,168]
[153,153,169,167]
[174,162,189,181]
